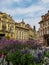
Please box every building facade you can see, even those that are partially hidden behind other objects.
[0,12,16,40]
[0,12,35,40]
[39,11,49,46]
[15,20,35,40]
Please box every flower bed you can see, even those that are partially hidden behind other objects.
[0,39,49,65]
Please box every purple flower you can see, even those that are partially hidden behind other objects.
[37,52,42,58]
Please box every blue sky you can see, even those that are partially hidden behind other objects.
[0,0,49,30]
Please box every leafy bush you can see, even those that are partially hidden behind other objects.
[8,50,34,65]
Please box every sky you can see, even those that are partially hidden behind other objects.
[0,0,49,30]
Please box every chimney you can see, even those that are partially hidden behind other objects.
[33,26,36,31]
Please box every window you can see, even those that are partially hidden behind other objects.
[2,22,6,31]
[0,18,1,20]
[8,24,14,32]
[43,22,46,27]
[11,33,13,37]
[47,30,49,34]
[21,31,23,40]
[16,30,18,39]
[48,21,49,25]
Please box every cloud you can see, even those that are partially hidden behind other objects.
[0,0,33,5]
[41,0,49,3]
[13,0,22,3]
[14,0,33,3]
[1,4,42,15]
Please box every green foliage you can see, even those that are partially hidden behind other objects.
[8,51,22,65]
[21,53,34,65]
[46,51,49,58]
[0,50,2,53]
[8,52,14,61]
[43,50,49,58]
[8,50,34,65]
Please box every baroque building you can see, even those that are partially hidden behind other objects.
[0,12,35,40]
[39,11,49,46]
[0,12,16,40]
[15,19,35,40]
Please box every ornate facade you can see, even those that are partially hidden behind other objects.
[0,12,16,40]
[39,11,49,46]
[0,12,35,40]
[15,20,35,40]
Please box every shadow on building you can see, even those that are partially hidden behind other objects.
[43,34,49,46]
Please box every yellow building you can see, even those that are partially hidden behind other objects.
[0,12,35,40]
[0,12,16,40]
[15,20,35,40]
